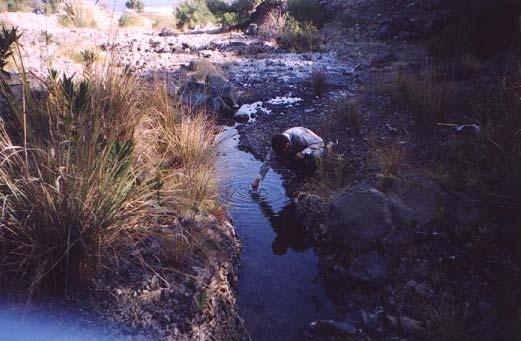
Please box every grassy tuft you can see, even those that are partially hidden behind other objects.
[374,143,407,177]
[387,69,453,128]
[258,9,288,38]
[59,0,97,28]
[311,67,327,97]
[333,99,363,133]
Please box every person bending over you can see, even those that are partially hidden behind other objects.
[251,127,324,191]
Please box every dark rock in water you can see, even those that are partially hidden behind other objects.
[309,319,357,335]
[206,75,239,107]
[245,23,259,36]
[348,251,389,285]
[233,111,250,123]
[328,187,393,250]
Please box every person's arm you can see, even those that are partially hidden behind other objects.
[252,148,273,190]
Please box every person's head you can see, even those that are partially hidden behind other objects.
[271,133,290,154]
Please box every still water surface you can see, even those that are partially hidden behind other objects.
[216,127,334,340]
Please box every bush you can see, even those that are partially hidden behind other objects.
[59,0,97,28]
[125,0,144,12]
[119,13,147,27]
[278,18,321,52]
[258,9,287,38]
[287,0,323,27]
[0,26,220,298]
[176,0,215,30]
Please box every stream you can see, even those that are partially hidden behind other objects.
[216,127,334,340]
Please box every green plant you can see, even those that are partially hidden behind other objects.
[0,26,20,77]
[118,13,147,27]
[388,70,453,128]
[278,18,321,52]
[287,0,323,27]
[176,0,215,30]
[125,0,144,12]
[333,99,363,133]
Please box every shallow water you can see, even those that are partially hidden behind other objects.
[0,304,123,341]
[216,127,334,340]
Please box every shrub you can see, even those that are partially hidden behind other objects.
[59,0,97,28]
[278,18,321,52]
[287,0,323,27]
[176,0,215,30]
[119,13,147,27]
[388,69,453,128]
[333,99,363,133]
[125,0,144,12]
[0,0,32,12]
[0,26,220,298]
[311,68,327,97]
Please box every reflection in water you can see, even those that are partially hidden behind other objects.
[216,127,334,340]
[252,193,310,255]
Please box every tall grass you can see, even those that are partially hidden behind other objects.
[59,0,97,28]
[0,28,220,298]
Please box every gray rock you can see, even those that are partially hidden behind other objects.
[178,77,238,116]
[328,188,393,250]
[348,251,389,285]
[376,24,393,40]
[381,176,448,228]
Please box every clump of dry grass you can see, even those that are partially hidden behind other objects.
[311,67,327,97]
[59,0,98,28]
[258,9,288,38]
[0,27,220,298]
[374,143,407,177]
[333,99,363,133]
[388,69,453,127]
[118,13,148,28]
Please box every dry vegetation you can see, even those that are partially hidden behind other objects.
[311,67,327,97]
[0,27,220,299]
[333,99,363,133]
[387,68,454,128]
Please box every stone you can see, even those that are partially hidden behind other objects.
[178,77,237,116]
[348,251,389,285]
[380,176,449,228]
[245,24,259,36]
[310,320,357,335]
[328,187,393,250]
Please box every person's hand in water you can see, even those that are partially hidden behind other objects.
[251,176,260,191]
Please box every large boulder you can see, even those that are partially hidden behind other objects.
[328,187,393,250]
[178,76,238,115]
[348,251,390,285]
[379,176,449,228]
